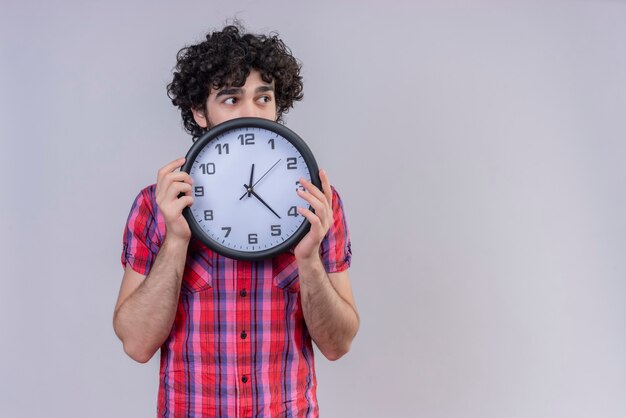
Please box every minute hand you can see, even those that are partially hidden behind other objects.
[239,159,281,200]
[244,185,282,219]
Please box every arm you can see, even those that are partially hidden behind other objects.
[113,158,193,363]
[295,171,360,361]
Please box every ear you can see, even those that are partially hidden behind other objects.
[191,107,208,128]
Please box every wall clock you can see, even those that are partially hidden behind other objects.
[182,117,321,261]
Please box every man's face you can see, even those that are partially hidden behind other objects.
[192,69,278,129]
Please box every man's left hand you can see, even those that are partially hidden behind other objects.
[294,169,333,263]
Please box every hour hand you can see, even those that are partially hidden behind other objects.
[239,159,281,200]
[247,164,255,198]
[239,164,255,200]
[243,184,281,219]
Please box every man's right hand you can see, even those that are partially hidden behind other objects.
[155,157,194,242]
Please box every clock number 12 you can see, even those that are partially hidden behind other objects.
[239,133,255,145]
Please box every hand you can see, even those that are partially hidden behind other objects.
[243,184,282,219]
[239,159,281,200]
[155,157,194,242]
[246,164,255,198]
[294,169,333,262]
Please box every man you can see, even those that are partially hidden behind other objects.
[113,25,359,417]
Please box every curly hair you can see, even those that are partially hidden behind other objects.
[167,25,304,138]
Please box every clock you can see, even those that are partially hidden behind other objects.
[181,117,321,261]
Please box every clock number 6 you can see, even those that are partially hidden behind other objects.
[248,233,258,244]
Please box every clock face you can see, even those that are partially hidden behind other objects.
[182,117,320,261]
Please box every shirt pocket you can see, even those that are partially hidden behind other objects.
[272,251,300,293]
[181,241,214,293]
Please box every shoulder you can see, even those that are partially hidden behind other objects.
[128,184,158,213]
[125,183,163,236]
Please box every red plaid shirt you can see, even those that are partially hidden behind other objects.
[121,184,351,417]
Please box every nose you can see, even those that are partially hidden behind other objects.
[238,100,260,118]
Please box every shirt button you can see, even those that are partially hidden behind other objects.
[242,376,248,383]
[240,331,247,340]
[240,289,247,297]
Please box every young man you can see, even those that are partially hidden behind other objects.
[113,25,359,417]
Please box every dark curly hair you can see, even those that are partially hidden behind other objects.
[167,25,304,138]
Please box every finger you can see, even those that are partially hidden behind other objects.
[157,182,193,207]
[297,190,332,231]
[297,206,323,230]
[162,171,193,185]
[297,188,325,214]
[156,171,193,196]
[172,195,194,212]
[164,182,193,201]
[318,169,334,207]
[157,157,186,183]
[299,177,327,205]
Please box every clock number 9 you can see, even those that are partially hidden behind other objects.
[238,133,255,145]
[199,163,216,175]
[248,233,258,244]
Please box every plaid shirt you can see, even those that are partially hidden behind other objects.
[121,184,351,417]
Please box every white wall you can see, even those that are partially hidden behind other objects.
[1,0,625,417]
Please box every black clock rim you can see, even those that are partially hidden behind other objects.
[181,117,321,261]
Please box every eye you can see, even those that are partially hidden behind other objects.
[224,97,237,105]
[257,95,272,104]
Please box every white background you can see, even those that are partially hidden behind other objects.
[1,1,625,417]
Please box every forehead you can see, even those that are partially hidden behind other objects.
[210,69,274,94]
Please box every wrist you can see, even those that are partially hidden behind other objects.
[295,252,325,276]
[163,234,191,251]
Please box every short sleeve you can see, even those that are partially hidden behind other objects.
[121,185,164,276]
[320,186,352,273]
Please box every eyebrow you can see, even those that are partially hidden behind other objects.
[215,87,243,98]
[255,85,274,94]
[214,84,274,98]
